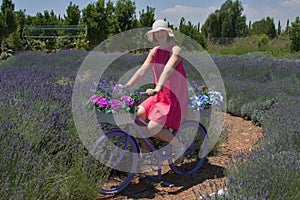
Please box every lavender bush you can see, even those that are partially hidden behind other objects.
[0,50,101,199]
[212,54,300,199]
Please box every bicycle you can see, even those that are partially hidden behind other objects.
[88,92,209,195]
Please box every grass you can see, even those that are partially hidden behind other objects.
[207,34,300,59]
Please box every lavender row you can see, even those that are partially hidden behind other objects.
[212,54,300,199]
[0,50,100,199]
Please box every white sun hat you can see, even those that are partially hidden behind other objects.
[146,19,175,43]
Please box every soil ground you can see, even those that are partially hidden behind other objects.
[97,113,263,200]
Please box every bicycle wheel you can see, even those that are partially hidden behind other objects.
[88,130,139,194]
[170,120,208,175]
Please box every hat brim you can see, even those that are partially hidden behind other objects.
[146,27,175,43]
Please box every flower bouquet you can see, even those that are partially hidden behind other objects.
[87,80,141,125]
[185,83,224,119]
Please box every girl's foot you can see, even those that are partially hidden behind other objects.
[174,145,185,165]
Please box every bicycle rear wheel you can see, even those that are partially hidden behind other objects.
[170,120,208,175]
[89,130,139,194]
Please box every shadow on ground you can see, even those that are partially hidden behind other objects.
[99,160,225,199]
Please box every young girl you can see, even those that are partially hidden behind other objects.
[125,19,189,164]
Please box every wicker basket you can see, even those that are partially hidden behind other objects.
[96,110,135,126]
[184,108,212,121]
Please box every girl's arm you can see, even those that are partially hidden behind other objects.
[124,47,156,87]
[153,46,182,93]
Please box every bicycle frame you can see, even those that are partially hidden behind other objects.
[119,116,176,180]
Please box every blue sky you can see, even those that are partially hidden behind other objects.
[14,0,300,27]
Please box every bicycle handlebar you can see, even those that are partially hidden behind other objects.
[139,91,148,96]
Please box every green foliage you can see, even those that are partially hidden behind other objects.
[81,0,107,46]
[202,0,248,39]
[139,6,155,27]
[289,16,300,52]
[179,17,206,49]
[257,34,269,50]
[7,27,24,52]
[0,41,13,59]
[1,0,14,13]
[115,0,138,32]
[0,13,6,40]
[0,5,17,39]
[208,34,293,58]
[74,37,89,50]
[251,17,277,39]
[64,2,80,25]
[277,20,282,35]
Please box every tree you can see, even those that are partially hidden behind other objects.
[201,13,221,39]
[285,19,290,33]
[0,14,6,40]
[81,0,108,46]
[0,0,17,37]
[139,6,155,27]
[220,0,248,37]
[289,16,300,52]
[1,0,14,13]
[201,0,248,39]
[105,0,119,36]
[179,17,206,49]
[114,0,138,32]
[64,2,81,25]
[251,17,276,38]
[278,20,281,35]
[265,17,276,38]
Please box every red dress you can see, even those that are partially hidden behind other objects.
[140,46,189,130]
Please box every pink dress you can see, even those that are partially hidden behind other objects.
[140,46,189,130]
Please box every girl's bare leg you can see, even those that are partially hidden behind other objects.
[136,106,151,152]
[148,120,184,164]
[136,107,184,164]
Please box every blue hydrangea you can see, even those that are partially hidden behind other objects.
[208,90,223,106]
[188,86,223,110]
[188,94,210,110]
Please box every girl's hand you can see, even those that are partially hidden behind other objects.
[146,88,158,96]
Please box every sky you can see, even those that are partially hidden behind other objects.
[13,0,300,28]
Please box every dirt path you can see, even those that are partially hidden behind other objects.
[98,113,263,200]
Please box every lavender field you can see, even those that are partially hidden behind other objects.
[0,50,299,199]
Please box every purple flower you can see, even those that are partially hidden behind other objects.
[96,98,109,109]
[110,99,123,111]
[121,95,134,107]
[88,94,104,104]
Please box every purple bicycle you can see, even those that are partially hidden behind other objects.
[88,93,208,195]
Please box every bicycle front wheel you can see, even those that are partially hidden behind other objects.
[170,120,208,175]
[89,130,139,194]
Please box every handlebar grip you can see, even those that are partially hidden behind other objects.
[139,91,148,95]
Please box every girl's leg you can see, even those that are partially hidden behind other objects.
[147,120,184,164]
[136,106,151,152]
